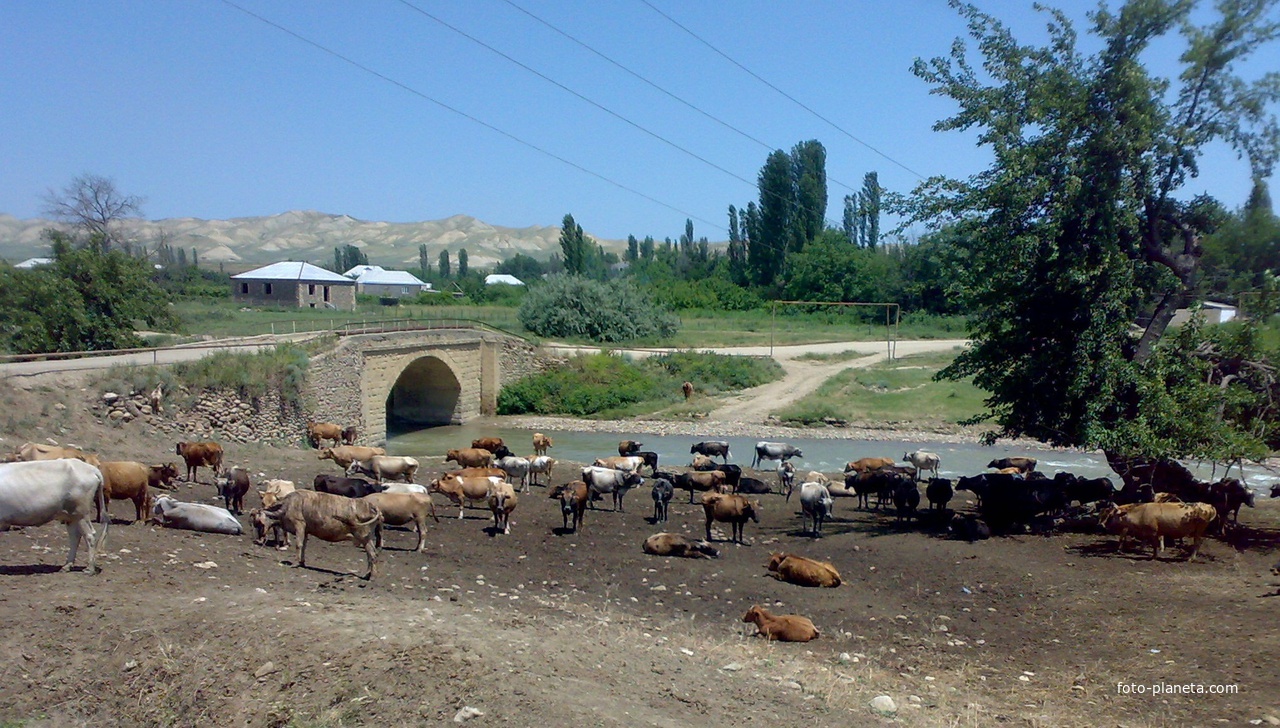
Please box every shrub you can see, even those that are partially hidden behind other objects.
[518,275,679,342]
[169,343,310,406]
[497,353,663,416]
[648,351,783,394]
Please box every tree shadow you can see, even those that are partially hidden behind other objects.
[1220,522,1280,554]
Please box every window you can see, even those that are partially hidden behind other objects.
[239,283,248,294]
[308,284,316,295]
[401,286,409,295]
[323,286,330,302]
[264,282,273,295]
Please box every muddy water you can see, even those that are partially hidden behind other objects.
[388,420,1279,495]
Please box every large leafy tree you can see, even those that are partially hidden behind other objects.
[906,0,1280,459]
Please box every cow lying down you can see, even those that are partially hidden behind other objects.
[766,552,841,587]
[642,532,719,559]
[149,495,242,535]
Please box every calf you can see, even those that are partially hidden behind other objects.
[150,495,242,535]
[318,445,385,469]
[651,478,674,523]
[306,422,343,449]
[751,441,802,469]
[313,474,383,499]
[673,470,727,503]
[892,479,921,525]
[703,492,760,544]
[429,473,502,519]
[925,477,953,512]
[618,440,643,456]
[766,552,841,588]
[488,480,518,535]
[0,459,107,572]
[799,482,834,537]
[148,463,180,491]
[532,432,553,456]
[778,461,796,500]
[741,605,819,642]
[363,492,437,551]
[643,532,719,559]
[175,441,223,483]
[254,490,383,579]
[347,455,418,484]
[248,507,288,548]
[215,466,251,514]
[446,448,493,469]
[949,513,991,541]
[1100,502,1218,560]
[690,440,730,461]
[736,476,772,495]
[552,481,588,533]
[257,479,296,508]
[341,425,358,446]
[99,461,157,523]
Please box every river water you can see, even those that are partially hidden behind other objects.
[388,420,1280,496]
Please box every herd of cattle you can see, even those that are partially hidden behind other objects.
[0,427,1267,640]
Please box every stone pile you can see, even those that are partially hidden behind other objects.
[94,388,306,446]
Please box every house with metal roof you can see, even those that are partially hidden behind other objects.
[353,268,433,298]
[13,257,53,269]
[230,261,356,310]
[484,273,525,286]
[343,264,383,279]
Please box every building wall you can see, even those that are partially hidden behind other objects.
[359,283,429,299]
[299,281,356,310]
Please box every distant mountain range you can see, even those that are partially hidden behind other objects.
[0,211,626,271]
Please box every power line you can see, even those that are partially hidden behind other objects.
[394,0,843,233]
[638,0,927,181]
[216,0,724,232]
[496,0,862,196]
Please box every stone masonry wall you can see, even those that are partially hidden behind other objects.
[94,387,308,447]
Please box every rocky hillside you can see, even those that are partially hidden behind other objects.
[0,211,625,270]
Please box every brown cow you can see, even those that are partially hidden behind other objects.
[317,445,385,469]
[306,422,343,449]
[471,438,505,454]
[766,552,842,588]
[532,432,553,456]
[488,480,518,535]
[843,457,895,475]
[341,426,358,446]
[682,381,694,400]
[362,492,438,551]
[549,481,588,533]
[175,441,223,482]
[429,473,503,519]
[14,442,102,468]
[674,470,727,503]
[454,466,507,479]
[98,461,156,523]
[148,463,179,491]
[742,606,819,642]
[1100,502,1218,561]
[642,532,719,558]
[253,490,383,579]
[987,457,1038,474]
[446,448,493,469]
[618,440,643,456]
[702,492,760,544]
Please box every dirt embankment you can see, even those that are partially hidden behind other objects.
[0,384,1278,727]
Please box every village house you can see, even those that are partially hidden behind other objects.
[230,261,356,310]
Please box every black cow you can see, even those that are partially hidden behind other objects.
[735,476,772,495]
[893,479,921,525]
[1054,472,1116,505]
[716,464,743,491]
[215,467,251,515]
[690,441,731,461]
[950,513,991,541]
[635,451,661,475]
[651,478,674,523]
[925,477,953,512]
[313,473,383,498]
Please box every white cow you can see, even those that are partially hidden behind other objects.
[903,451,941,479]
[527,455,556,486]
[149,495,243,535]
[494,456,532,492]
[0,459,108,572]
[799,482,834,537]
[379,482,428,495]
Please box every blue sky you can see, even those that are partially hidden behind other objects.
[1,1,1276,241]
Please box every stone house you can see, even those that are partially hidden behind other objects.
[231,261,356,310]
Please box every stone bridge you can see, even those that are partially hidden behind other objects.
[305,328,546,445]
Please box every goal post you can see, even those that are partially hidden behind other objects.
[768,300,900,360]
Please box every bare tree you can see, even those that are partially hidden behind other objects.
[42,173,145,252]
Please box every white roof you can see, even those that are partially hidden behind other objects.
[14,257,52,269]
[232,261,353,284]
[484,274,525,286]
[356,269,430,287]
[343,264,383,278]
[1201,301,1236,310]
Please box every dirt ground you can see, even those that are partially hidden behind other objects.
[1,383,1278,727]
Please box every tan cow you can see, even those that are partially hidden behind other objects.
[527,455,556,486]
[347,455,418,484]
[306,422,344,449]
[429,473,503,519]
[14,442,101,468]
[702,492,760,544]
[454,466,507,479]
[445,448,493,469]
[175,441,223,482]
[98,461,156,523]
[253,490,383,579]
[593,455,644,472]
[642,533,719,558]
[532,432,553,456]
[843,457,895,475]
[362,492,438,551]
[766,552,842,588]
[742,606,820,642]
[257,479,296,508]
[1100,502,1218,560]
[488,480,518,535]
[317,445,385,469]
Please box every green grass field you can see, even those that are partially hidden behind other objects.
[774,350,987,426]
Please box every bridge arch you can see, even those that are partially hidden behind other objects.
[386,355,463,429]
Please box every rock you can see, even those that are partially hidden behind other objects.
[1265,717,1280,726]
[52,403,66,411]
[909,695,922,704]
[720,663,743,672]
[193,561,218,569]
[453,706,484,722]
[124,660,138,671]
[103,393,120,403]
[254,661,277,679]
[870,695,897,714]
